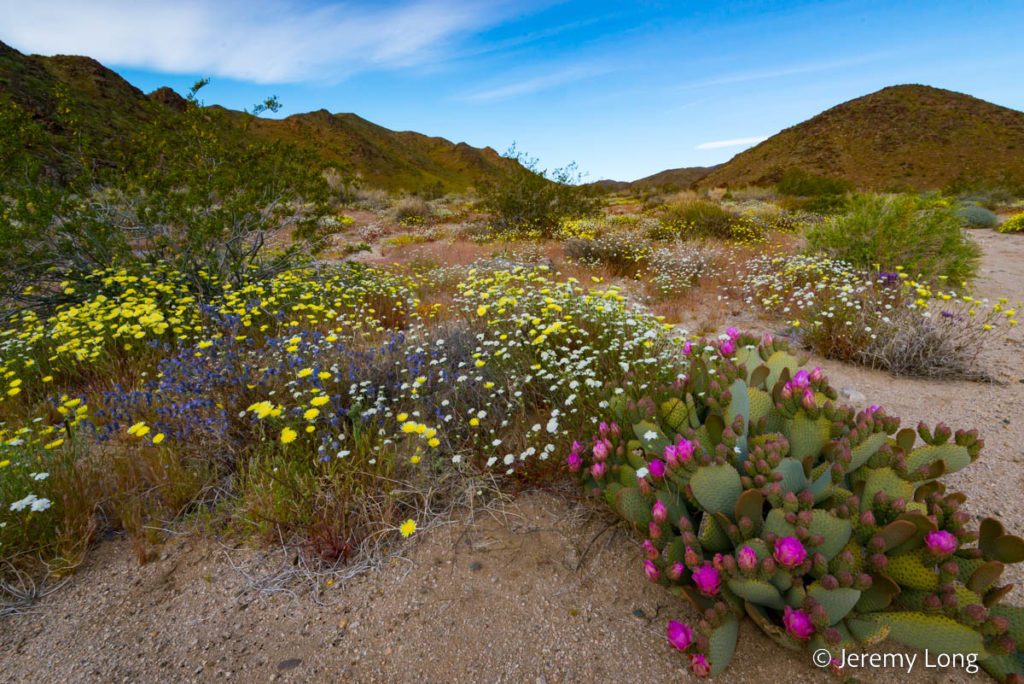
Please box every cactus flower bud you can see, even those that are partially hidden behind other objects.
[820,574,839,591]
[925,530,958,556]
[667,562,685,581]
[963,604,987,626]
[644,560,659,582]
[649,522,662,540]
[773,536,808,569]
[592,440,608,461]
[642,539,658,561]
[858,510,876,527]
[763,332,773,346]
[802,389,816,411]
[566,452,582,473]
[809,366,823,383]
[719,337,735,356]
[923,594,943,612]
[869,554,888,572]
[737,546,758,572]
[667,620,693,651]
[684,546,701,568]
[692,565,721,596]
[638,476,653,495]
[683,341,693,356]
[590,461,606,479]
[663,444,678,467]
[783,606,815,640]
[675,438,695,462]
[598,422,609,437]
[689,653,711,678]
[652,500,668,524]
[610,422,621,438]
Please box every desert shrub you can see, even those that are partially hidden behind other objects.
[389,197,434,226]
[777,168,852,196]
[480,145,601,238]
[998,213,1024,233]
[958,203,999,229]
[564,236,649,277]
[659,200,736,240]
[570,333,1024,679]
[353,187,391,211]
[806,194,981,284]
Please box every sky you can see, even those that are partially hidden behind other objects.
[2,0,1023,181]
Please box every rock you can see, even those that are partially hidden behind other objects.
[277,659,302,671]
[469,561,482,571]
[839,387,867,406]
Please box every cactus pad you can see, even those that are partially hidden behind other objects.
[862,612,986,656]
[690,463,743,516]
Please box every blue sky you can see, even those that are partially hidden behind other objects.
[3,0,1023,181]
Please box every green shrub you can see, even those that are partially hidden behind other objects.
[806,194,981,284]
[998,213,1024,233]
[389,197,434,226]
[957,203,998,229]
[480,145,601,238]
[777,168,852,196]
[563,236,648,277]
[659,200,736,240]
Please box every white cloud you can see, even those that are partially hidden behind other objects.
[683,52,894,90]
[695,136,768,150]
[0,0,512,83]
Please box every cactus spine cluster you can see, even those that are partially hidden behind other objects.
[570,330,1024,680]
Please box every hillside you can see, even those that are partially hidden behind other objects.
[630,165,718,189]
[0,41,516,193]
[696,85,1024,191]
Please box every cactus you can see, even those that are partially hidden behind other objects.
[568,331,1023,680]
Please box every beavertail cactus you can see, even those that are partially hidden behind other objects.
[570,332,1024,680]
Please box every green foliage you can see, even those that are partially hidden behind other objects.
[958,203,999,229]
[572,335,1022,679]
[480,145,601,238]
[389,196,434,226]
[0,81,331,312]
[806,194,982,283]
[658,200,736,240]
[998,213,1024,234]
[777,169,853,197]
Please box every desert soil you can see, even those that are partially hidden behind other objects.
[2,231,1022,683]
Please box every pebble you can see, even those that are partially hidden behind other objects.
[838,387,867,406]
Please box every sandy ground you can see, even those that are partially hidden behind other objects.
[2,231,1022,683]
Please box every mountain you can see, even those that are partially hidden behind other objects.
[0,41,517,193]
[696,85,1024,191]
[630,165,718,189]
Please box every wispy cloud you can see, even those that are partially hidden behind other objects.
[683,52,895,89]
[461,64,613,101]
[695,136,767,150]
[0,0,517,83]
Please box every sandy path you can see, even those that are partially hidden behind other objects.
[2,231,1022,683]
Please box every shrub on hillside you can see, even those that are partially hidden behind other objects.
[658,200,736,240]
[958,203,999,229]
[564,236,648,277]
[389,197,434,226]
[806,194,981,284]
[777,168,852,196]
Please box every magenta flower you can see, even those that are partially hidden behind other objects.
[689,653,711,678]
[652,500,668,524]
[642,539,659,561]
[609,422,622,438]
[598,422,610,437]
[663,444,678,467]
[773,536,807,569]
[691,564,720,596]
[666,620,693,651]
[737,546,758,572]
[667,562,684,581]
[675,438,695,462]
[649,458,666,479]
[726,326,739,340]
[925,530,958,556]
[801,388,816,411]
[763,332,773,346]
[783,605,814,640]
[590,462,606,479]
[790,369,810,389]
[566,452,582,473]
[809,366,823,382]
[570,440,584,453]
[644,560,660,582]
[683,341,693,356]
[592,440,608,461]
[719,338,735,356]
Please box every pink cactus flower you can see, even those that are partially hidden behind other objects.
[719,338,735,356]
[737,546,758,572]
[591,462,606,479]
[689,653,711,678]
[691,564,721,596]
[667,620,693,651]
[801,388,816,411]
[783,605,815,640]
[592,440,608,461]
[675,438,695,462]
[790,369,810,389]
[649,522,662,540]
[763,332,773,346]
[652,500,668,524]
[642,539,659,561]
[925,530,958,556]
[683,341,693,356]
[773,536,807,569]
[663,444,678,467]
[570,440,584,453]
[566,452,582,473]
[598,422,610,437]
[649,458,666,479]
[726,326,739,340]
[667,562,684,581]
[644,560,660,582]
[809,366,823,382]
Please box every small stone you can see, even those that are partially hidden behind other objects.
[277,659,302,671]
[469,561,482,571]
[632,608,646,618]
[839,387,867,406]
